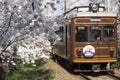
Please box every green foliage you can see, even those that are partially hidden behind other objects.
[115,56,120,69]
[6,64,54,80]
[111,50,120,69]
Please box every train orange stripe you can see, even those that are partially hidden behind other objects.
[73,59,117,63]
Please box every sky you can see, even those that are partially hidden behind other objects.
[54,0,64,15]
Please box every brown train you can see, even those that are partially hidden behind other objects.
[52,3,118,72]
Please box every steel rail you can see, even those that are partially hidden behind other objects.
[79,73,91,80]
[107,72,120,80]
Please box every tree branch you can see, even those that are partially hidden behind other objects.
[0,12,14,38]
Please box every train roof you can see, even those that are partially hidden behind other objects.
[64,12,117,20]
[64,4,117,19]
[76,12,116,17]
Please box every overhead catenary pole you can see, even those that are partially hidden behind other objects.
[64,0,66,13]
[118,0,120,15]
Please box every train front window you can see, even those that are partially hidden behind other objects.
[75,26,88,42]
[90,26,101,41]
[103,26,114,41]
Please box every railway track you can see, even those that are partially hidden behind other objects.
[107,72,120,80]
[51,57,120,80]
[79,73,91,80]
[79,72,120,80]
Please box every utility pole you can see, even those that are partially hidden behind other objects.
[64,0,66,13]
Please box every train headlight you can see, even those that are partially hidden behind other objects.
[76,49,82,57]
[89,3,99,12]
[110,48,114,57]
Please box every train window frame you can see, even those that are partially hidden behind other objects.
[75,26,88,42]
[103,26,115,41]
[55,26,64,42]
[90,26,102,42]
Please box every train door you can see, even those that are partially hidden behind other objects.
[66,24,72,60]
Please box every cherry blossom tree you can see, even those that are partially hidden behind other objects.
[0,0,60,79]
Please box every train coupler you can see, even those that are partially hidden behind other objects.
[92,65,100,72]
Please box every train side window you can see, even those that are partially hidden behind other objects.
[90,26,101,41]
[75,26,88,42]
[55,27,64,42]
[103,26,114,41]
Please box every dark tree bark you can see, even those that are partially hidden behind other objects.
[0,58,5,80]
[0,67,5,80]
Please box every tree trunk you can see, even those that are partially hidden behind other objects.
[0,67,5,80]
[0,57,5,80]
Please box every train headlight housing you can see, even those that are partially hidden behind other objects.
[89,3,99,12]
[110,48,114,57]
[76,49,82,57]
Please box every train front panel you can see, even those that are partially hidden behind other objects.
[70,17,117,72]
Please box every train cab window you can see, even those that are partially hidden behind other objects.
[55,27,64,42]
[90,26,101,41]
[103,26,114,41]
[75,26,88,42]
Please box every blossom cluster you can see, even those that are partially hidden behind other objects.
[0,0,60,69]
